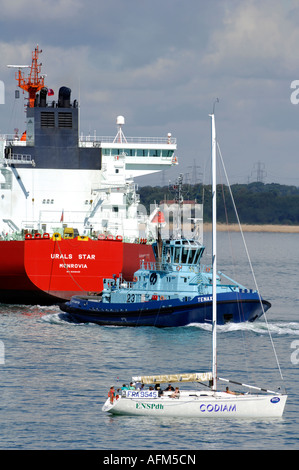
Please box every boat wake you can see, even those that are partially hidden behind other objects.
[187,320,299,336]
[40,312,299,336]
[41,312,91,326]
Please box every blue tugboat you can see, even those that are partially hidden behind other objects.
[59,106,272,327]
[59,226,271,326]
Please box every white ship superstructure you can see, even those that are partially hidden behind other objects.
[0,49,177,240]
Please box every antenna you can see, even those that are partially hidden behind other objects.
[7,65,30,69]
[8,45,45,108]
[212,97,219,114]
[113,115,127,143]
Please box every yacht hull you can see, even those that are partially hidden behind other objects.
[102,393,287,418]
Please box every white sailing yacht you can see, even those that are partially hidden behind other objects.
[102,110,288,418]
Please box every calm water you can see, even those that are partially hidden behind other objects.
[0,232,298,450]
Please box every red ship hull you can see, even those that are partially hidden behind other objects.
[0,238,154,305]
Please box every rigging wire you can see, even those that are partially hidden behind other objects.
[216,154,254,386]
[217,141,286,387]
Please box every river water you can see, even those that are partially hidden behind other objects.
[0,231,298,451]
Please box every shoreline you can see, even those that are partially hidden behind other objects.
[203,223,299,233]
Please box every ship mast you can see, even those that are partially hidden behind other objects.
[170,173,184,239]
[14,45,45,108]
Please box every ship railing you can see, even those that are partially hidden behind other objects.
[139,260,170,271]
[79,135,177,145]
[2,134,177,146]
[79,135,176,147]
[140,260,157,270]
[4,154,35,166]
[2,135,27,146]
[119,281,135,290]
[1,135,177,147]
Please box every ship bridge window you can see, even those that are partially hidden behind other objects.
[111,149,126,156]
[162,150,174,158]
[103,148,136,157]
[149,149,159,157]
[137,149,147,157]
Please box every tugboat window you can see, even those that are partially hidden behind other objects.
[187,248,196,264]
[174,247,181,264]
[181,248,188,264]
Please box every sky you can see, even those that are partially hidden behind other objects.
[0,0,299,187]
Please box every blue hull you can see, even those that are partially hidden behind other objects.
[60,292,271,327]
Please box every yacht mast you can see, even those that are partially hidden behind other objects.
[210,105,218,391]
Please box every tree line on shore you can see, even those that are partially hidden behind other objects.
[138,182,299,225]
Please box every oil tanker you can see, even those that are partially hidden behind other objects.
[0,46,177,304]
